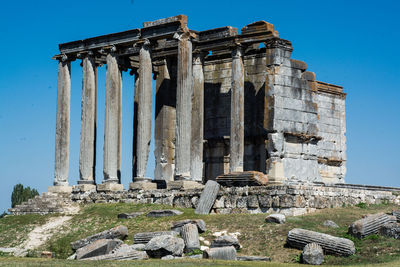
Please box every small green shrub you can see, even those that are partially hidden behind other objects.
[355,202,367,209]
[186,249,203,256]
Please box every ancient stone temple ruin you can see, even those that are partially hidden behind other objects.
[49,14,346,194]
[11,15,400,217]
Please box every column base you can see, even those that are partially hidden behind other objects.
[129,179,157,190]
[48,185,72,194]
[97,183,124,192]
[167,180,204,190]
[72,184,96,192]
[77,180,96,185]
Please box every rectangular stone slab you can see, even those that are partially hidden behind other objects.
[71,225,128,250]
[195,180,220,215]
[76,239,122,260]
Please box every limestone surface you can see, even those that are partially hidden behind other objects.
[144,235,185,258]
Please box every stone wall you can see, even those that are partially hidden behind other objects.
[316,82,347,183]
[70,184,400,216]
[201,38,346,184]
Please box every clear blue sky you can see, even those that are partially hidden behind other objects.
[0,0,399,213]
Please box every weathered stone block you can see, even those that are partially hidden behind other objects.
[76,239,123,260]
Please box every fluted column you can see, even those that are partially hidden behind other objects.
[175,33,193,179]
[190,51,205,182]
[229,46,244,173]
[79,54,97,185]
[154,58,176,181]
[103,52,122,184]
[53,58,71,187]
[135,40,153,179]
[54,58,71,186]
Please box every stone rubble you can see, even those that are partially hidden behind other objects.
[171,219,206,233]
[133,231,178,244]
[323,220,339,228]
[203,246,237,260]
[76,239,123,260]
[348,212,397,239]
[287,228,355,256]
[146,209,183,217]
[210,235,241,251]
[265,214,286,224]
[379,222,400,239]
[195,180,220,215]
[70,225,128,250]
[302,242,324,265]
[144,235,185,258]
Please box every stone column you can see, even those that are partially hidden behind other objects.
[134,40,153,180]
[154,58,176,182]
[190,52,205,182]
[51,58,72,193]
[78,54,97,189]
[100,51,123,191]
[175,33,193,179]
[229,46,244,173]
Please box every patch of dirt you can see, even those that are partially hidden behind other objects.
[19,206,80,250]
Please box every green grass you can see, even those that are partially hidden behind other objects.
[1,202,400,266]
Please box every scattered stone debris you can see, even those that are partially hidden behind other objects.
[265,214,286,224]
[195,180,220,215]
[117,212,144,219]
[379,222,400,239]
[180,223,200,252]
[71,225,128,250]
[171,219,206,233]
[76,239,123,260]
[393,210,400,222]
[348,212,396,239]
[302,242,324,265]
[203,246,237,260]
[146,210,183,217]
[237,256,271,261]
[82,247,148,261]
[211,235,241,251]
[323,220,339,228]
[133,231,178,244]
[287,228,355,256]
[144,235,185,258]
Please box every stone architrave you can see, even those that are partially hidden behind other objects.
[135,40,152,179]
[190,51,205,182]
[174,33,193,179]
[103,52,122,184]
[79,55,97,185]
[54,59,71,187]
[229,46,244,173]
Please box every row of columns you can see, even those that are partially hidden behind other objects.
[53,40,245,188]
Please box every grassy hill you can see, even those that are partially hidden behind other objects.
[1,202,400,266]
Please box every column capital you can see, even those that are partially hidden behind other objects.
[192,50,207,65]
[231,45,244,59]
[264,37,293,51]
[173,31,196,41]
